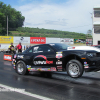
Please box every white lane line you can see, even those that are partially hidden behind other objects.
[0,83,54,100]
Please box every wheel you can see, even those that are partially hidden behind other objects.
[66,59,84,78]
[16,60,29,75]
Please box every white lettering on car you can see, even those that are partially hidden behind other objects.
[17,55,24,58]
[34,47,39,50]
[34,61,46,65]
[34,61,53,65]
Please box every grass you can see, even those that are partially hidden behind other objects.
[70,43,86,46]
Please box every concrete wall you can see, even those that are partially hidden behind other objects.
[93,33,100,45]
[0,36,74,51]
[46,38,60,43]
[0,44,30,51]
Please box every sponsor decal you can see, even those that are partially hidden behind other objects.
[61,38,73,42]
[28,67,56,71]
[17,55,24,58]
[28,68,31,71]
[57,66,62,69]
[0,36,13,43]
[34,61,53,65]
[27,65,31,68]
[33,46,44,53]
[56,61,62,65]
[37,68,42,71]
[49,44,55,46]
[30,37,46,44]
[12,63,15,67]
[60,38,74,45]
[56,52,62,58]
[50,67,57,71]
[56,54,62,58]
[84,64,89,66]
[34,46,39,50]
[12,61,15,66]
[14,54,17,58]
[14,37,30,43]
[84,66,89,68]
[56,52,62,54]
[84,62,87,64]
[29,68,35,71]
[40,68,51,71]
[67,47,75,50]
[33,55,53,65]
[84,62,89,68]
[4,55,12,61]
[27,65,29,68]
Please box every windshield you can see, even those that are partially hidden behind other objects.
[49,43,70,50]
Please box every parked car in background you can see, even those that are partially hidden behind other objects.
[92,45,100,49]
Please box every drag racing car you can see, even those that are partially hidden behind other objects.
[12,43,100,78]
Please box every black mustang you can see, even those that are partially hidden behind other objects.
[12,43,100,78]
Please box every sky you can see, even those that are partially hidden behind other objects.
[1,0,100,34]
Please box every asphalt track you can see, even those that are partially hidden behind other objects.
[0,52,100,100]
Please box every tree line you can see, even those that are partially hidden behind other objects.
[0,1,25,35]
[9,27,92,39]
[0,1,92,39]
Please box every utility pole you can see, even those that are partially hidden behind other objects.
[7,16,8,36]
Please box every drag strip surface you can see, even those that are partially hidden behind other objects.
[0,52,100,100]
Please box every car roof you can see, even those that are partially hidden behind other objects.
[32,43,63,46]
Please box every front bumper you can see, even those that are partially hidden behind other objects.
[84,57,100,72]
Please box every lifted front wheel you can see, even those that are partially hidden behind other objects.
[16,60,29,75]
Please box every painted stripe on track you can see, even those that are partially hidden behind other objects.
[0,83,54,100]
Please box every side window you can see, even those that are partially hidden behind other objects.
[28,48,33,53]
[33,46,54,53]
[33,46,41,53]
[38,46,54,52]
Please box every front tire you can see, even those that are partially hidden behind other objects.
[16,60,28,75]
[66,59,84,78]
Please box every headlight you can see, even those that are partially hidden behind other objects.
[87,53,96,57]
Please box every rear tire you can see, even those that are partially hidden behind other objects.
[66,59,84,78]
[16,60,29,75]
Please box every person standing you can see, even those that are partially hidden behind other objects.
[24,45,25,50]
[17,42,22,53]
[8,43,15,53]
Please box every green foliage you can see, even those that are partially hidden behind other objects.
[0,1,25,35]
[11,27,92,39]
[0,1,93,39]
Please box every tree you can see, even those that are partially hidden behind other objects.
[0,1,25,35]
[87,30,92,34]
[86,30,92,39]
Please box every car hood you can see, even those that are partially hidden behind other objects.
[67,46,100,52]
